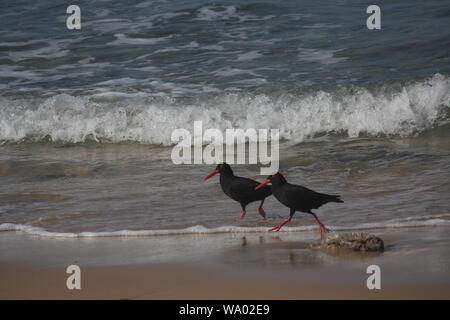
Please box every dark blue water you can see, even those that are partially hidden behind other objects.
[1,0,449,144]
[1,0,449,96]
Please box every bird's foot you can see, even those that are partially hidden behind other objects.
[269,217,292,232]
[235,210,246,221]
[322,224,331,234]
[319,224,330,240]
[268,223,283,232]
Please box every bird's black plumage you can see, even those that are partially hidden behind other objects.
[257,172,343,237]
[270,172,342,212]
[204,163,272,220]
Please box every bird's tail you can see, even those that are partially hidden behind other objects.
[328,194,344,203]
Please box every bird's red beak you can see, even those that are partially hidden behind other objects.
[203,169,219,181]
[255,179,271,190]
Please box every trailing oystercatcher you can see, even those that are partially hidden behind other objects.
[256,172,343,238]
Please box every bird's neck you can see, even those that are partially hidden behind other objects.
[220,172,234,182]
[272,179,286,189]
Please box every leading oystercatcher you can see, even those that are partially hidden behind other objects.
[203,163,272,220]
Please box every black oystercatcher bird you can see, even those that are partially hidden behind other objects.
[203,163,272,220]
[255,172,343,238]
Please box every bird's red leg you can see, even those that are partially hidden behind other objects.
[268,216,292,232]
[238,210,246,220]
[310,212,329,239]
[258,199,266,219]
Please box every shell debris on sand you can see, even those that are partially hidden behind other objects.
[310,232,384,253]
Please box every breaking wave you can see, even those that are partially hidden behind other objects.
[0,74,449,145]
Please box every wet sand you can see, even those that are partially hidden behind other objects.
[2,263,450,300]
[1,226,450,299]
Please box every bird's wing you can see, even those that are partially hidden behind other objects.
[282,184,324,208]
[227,177,259,195]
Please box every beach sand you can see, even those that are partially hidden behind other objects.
[2,263,450,300]
[1,226,450,299]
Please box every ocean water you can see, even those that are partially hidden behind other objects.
[0,0,449,237]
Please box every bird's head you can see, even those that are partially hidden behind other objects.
[203,163,233,180]
[255,172,286,189]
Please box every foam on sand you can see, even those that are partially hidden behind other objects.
[1,214,449,239]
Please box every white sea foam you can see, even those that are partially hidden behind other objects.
[149,12,189,21]
[181,41,199,48]
[0,39,44,47]
[298,48,347,65]
[236,51,263,62]
[153,48,180,53]
[196,6,238,21]
[213,67,260,77]
[203,44,226,51]
[1,66,39,79]
[108,33,170,46]
[195,5,273,23]
[6,38,86,62]
[0,74,448,145]
[0,215,449,238]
